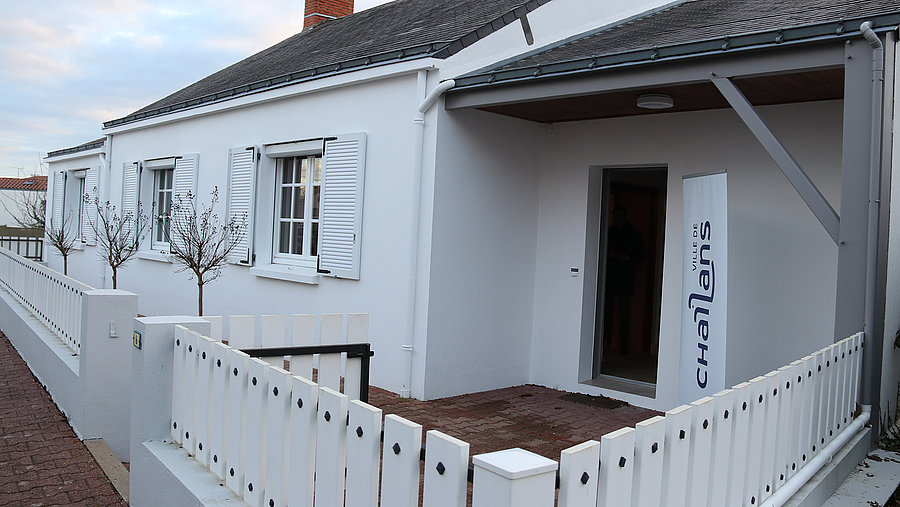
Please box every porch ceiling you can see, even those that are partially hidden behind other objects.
[477,68,844,123]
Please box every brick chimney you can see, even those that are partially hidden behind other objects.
[304,0,354,30]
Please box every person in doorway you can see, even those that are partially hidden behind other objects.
[604,205,644,355]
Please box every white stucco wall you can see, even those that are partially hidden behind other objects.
[881,40,900,419]
[425,108,544,399]
[53,73,431,396]
[0,188,43,228]
[526,101,842,410]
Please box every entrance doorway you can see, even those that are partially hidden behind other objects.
[593,168,666,387]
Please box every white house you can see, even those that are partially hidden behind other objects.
[45,0,900,428]
[0,175,47,228]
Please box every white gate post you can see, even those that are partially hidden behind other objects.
[472,448,557,507]
[130,316,211,504]
[78,289,138,461]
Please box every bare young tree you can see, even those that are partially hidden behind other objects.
[88,198,150,289]
[46,211,76,275]
[167,188,246,316]
[1,189,46,229]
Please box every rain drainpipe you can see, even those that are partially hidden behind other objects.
[860,20,885,441]
[99,133,114,288]
[761,406,871,507]
[401,70,455,397]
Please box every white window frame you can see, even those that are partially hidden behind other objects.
[272,153,322,269]
[148,163,175,252]
[76,176,86,242]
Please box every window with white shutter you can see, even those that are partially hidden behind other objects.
[227,146,257,264]
[82,166,99,245]
[122,161,140,244]
[168,154,198,253]
[50,171,65,231]
[317,133,366,280]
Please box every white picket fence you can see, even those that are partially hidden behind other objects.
[166,327,863,507]
[0,246,92,353]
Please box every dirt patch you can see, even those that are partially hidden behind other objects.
[559,392,628,409]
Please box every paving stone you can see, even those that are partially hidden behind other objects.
[0,332,126,506]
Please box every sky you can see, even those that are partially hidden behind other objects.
[0,0,393,177]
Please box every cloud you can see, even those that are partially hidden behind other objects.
[0,0,395,177]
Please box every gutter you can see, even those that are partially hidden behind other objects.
[761,406,871,507]
[451,13,900,90]
[860,20,886,442]
[401,73,456,397]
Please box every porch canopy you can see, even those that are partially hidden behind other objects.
[445,0,900,432]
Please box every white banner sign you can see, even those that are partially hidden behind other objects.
[680,171,727,403]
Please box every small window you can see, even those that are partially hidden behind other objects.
[273,154,322,266]
[153,168,174,249]
[76,177,86,241]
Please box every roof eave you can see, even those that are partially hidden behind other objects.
[451,12,900,91]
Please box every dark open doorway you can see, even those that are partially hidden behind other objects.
[593,167,667,386]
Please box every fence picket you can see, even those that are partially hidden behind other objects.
[171,326,187,445]
[181,330,200,457]
[264,367,292,507]
[686,397,715,507]
[194,335,214,467]
[796,356,816,471]
[773,366,793,491]
[381,414,423,507]
[784,362,805,483]
[558,440,601,507]
[423,430,469,507]
[243,358,270,507]
[319,314,343,392]
[709,390,734,506]
[261,315,287,367]
[661,404,692,507]
[727,382,752,506]
[599,427,635,506]
[849,334,863,411]
[346,400,383,507]
[632,416,665,507]
[314,387,349,507]
[209,342,230,479]
[290,314,315,379]
[745,376,768,507]
[287,376,318,507]
[344,314,369,400]
[225,348,250,495]
[230,315,255,349]
[759,371,783,503]
[811,350,828,460]
[836,340,852,434]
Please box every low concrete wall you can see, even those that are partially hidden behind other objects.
[0,284,82,431]
[788,427,873,507]
[0,285,137,460]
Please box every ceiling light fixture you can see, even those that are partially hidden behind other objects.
[637,93,674,109]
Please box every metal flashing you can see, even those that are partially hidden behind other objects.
[451,13,900,91]
[46,138,106,159]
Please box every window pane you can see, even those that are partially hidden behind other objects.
[311,222,319,257]
[312,186,320,219]
[280,187,292,219]
[166,168,173,188]
[293,187,305,219]
[298,157,308,184]
[281,159,293,184]
[292,222,304,255]
[278,222,291,254]
[313,157,322,184]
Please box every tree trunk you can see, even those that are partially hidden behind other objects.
[63,255,68,275]
[112,268,117,289]
[198,281,204,316]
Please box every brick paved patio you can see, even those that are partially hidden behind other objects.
[369,383,660,459]
[0,332,126,507]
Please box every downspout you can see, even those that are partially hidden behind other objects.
[100,134,114,288]
[860,21,885,440]
[761,406,871,507]
[401,71,456,397]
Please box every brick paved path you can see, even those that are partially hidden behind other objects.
[369,383,660,459]
[0,332,126,507]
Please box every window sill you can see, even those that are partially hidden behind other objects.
[138,250,173,263]
[72,242,85,251]
[250,264,319,285]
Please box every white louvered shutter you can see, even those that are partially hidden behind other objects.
[82,166,99,244]
[226,146,257,265]
[170,154,199,253]
[122,161,140,244]
[318,133,366,279]
[51,171,65,231]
